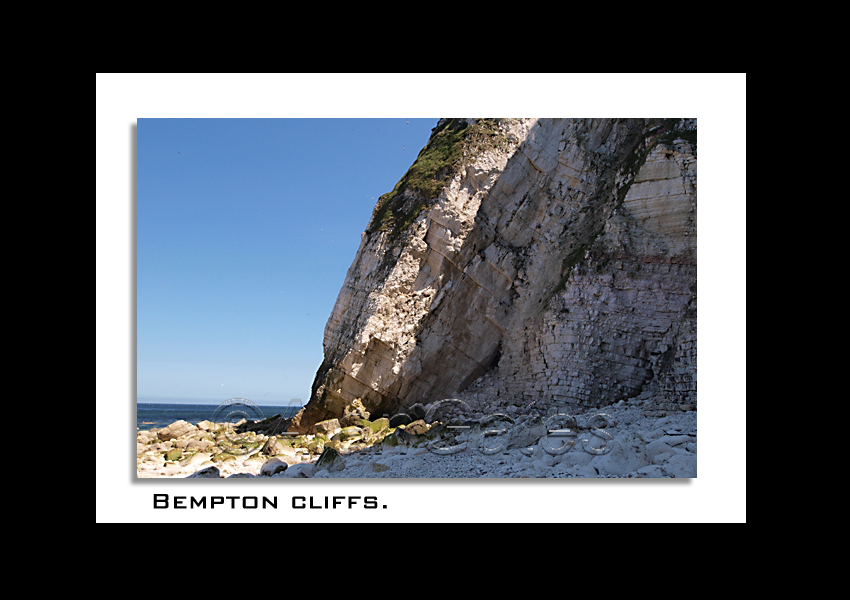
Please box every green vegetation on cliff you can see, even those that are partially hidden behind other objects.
[368,118,509,239]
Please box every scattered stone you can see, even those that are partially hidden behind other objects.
[180,452,212,468]
[186,466,221,478]
[137,430,157,444]
[332,426,363,442]
[185,439,213,451]
[315,447,346,472]
[282,463,314,478]
[314,419,341,436]
[389,413,412,427]
[386,428,411,446]
[339,398,370,427]
[368,417,390,434]
[404,420,430,435]
[138,399,696,479]
[157,420,197,441]
[262,436,288,456]
[260,458,289,476]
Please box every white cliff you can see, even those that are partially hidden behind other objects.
[290,118,697,433]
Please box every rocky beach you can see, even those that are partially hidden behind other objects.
[137,395,696,479]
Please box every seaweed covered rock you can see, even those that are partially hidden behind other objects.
[339,398,370,427]
[315,447,346,473]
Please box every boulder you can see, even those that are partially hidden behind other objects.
[368,418,390,434]
[260,458,289,476]
[315,447,346,473]
[186,439,214,452]
[262,436,288,456]
[331,426,363,442]
[382,428,411,447]
[186,466,221,478]
[404,420,430,435]
[157,420,197,441]
[282,463,314,478]
[180,452,212,468]
[389,413,412,427]
[137,430,157,444]
[314,419,341,436]
[339,398,370,427]
[240,414,289,435]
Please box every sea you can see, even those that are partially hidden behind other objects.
[136,401,303,431]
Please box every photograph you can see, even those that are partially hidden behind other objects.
[97,74,746,522]
[135,116,698,480]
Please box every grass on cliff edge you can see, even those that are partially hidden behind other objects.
[368,119,506,238]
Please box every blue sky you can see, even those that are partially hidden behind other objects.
[137,118,439,405]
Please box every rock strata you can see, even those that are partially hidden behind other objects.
[290,118,697,432]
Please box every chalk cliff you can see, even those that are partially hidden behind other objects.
[289,118,696,433]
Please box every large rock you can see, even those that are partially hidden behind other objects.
[137,430,157,444]
[186,466,221,478]
[157,420,197,441]
[314,419,341,436]
[260,458,289,477]
[367,418,390,434]
[185,439,214,452]
[262,436,288,456]
[282,463,314,478]
[291,118,697,431]
[339,398,370,427]
[315,447,346,473]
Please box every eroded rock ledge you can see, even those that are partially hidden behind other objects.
[289,118,697,434]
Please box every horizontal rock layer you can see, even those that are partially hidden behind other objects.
[290,118,696,433]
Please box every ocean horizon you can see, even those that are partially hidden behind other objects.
[136,399,303,430]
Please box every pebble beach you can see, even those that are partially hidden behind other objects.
[137,396,696,479]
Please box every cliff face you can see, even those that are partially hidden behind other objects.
[290,118,696,433]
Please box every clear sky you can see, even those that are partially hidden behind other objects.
[137,118,439,405]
